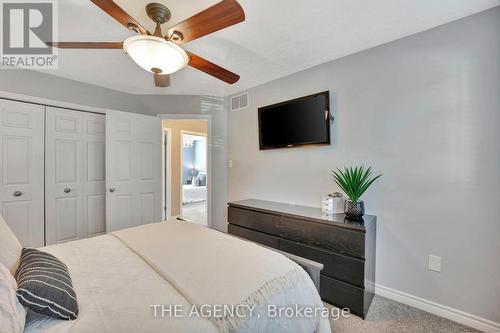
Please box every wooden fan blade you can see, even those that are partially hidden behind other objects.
[166,0,244,44]
[154,74,171,87]
[46,42,123,49]
[186,51,239,84]
[91,0,149,35]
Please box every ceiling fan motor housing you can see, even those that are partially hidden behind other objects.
[146,3,171,24]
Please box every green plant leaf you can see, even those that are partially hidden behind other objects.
[331,165,382,201]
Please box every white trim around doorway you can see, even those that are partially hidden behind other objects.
[162,128,172,220]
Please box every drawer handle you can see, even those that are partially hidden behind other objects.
[13,191,22,197]
[64,188,71,193]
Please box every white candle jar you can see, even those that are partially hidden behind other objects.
[321,192,344,215]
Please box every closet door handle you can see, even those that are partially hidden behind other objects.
[64,188,71,193]
[13,191,22,197]
[109,187,116,193]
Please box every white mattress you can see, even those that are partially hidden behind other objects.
[183,185,207,204]
[25,232,331,333]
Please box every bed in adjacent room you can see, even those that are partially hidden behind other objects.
[182,184,207,204]
[1,217,331,333]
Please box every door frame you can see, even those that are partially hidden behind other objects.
[158,114,212,228]
[162,127,172,220]
[179,130,208,222]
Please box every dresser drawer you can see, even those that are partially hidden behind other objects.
[320,275,365,318]
[278,216,365,258]
[228,207,281,235]
[228,224,280,250]
[279,239,365,287]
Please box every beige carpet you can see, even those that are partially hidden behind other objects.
[181,201,207,226]
[326,296,480,333]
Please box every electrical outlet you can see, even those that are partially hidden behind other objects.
[428,255,442,272]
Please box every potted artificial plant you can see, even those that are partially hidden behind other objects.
[331,166,382,220]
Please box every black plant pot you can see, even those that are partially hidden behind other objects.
[344,199,365,220]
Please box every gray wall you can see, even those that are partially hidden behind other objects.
[227,7,500,323]
[183,145,195,184]
[0,69,140,112]
[0,71,228,233]
[194,139,207,173]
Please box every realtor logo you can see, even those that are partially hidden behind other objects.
[1,0,58,68]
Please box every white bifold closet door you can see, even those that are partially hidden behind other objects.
[0,99,45,247]
[45,107,106,245]
[105,110,162,232]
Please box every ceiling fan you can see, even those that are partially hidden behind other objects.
[47,0,245,87]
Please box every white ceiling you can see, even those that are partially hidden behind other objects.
[36,0,500,96]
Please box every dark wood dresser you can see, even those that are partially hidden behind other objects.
[227,199,376,318]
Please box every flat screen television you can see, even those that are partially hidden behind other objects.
[258,91,330,150]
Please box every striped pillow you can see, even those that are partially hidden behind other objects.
[15,248,78,320]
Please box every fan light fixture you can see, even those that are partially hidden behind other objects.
[123,35,188,74]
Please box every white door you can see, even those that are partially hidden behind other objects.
[45,107,106,245]
[106,110,162,232]
[84,113,106,237]
[0,99,45,247]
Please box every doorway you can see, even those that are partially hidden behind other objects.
[180,131,207,226]
[161,118,210,227]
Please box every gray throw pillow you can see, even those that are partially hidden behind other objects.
[15,248,78,320]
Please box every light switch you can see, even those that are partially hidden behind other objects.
[228,160,233,168]
[428,255,442,272]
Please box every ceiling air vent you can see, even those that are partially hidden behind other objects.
[230,92,249,112]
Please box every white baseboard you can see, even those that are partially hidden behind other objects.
[375,284,500,332]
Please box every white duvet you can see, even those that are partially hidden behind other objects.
[25,222,331,333]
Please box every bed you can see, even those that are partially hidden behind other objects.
[20,220,331,333]
[183,184,207,204]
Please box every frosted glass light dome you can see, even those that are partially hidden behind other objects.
[123,35,188,74]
